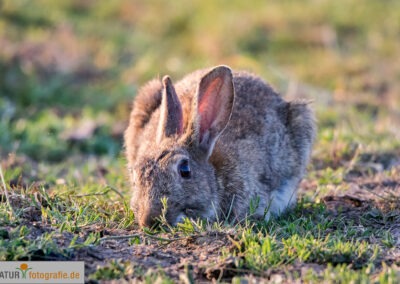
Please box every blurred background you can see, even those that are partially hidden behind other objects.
[1,0,399,189]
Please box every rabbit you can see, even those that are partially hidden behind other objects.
[124,65,316,227]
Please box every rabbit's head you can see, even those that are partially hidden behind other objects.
[129,66,235,227]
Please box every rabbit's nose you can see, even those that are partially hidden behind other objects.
[139,207,160,227]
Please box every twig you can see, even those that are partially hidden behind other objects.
[72,191,111,197]
[99,234,141,242]
[106,186,125,199]
[142,232,184,243]
[72,185,125,199]
[99,232,189,243]
[0,164,16,218]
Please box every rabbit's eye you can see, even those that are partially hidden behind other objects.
[178,160,191,179]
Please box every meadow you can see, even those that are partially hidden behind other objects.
[0,0,399,282]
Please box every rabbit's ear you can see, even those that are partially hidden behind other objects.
[156,76,183,143]
[191,66,234,158]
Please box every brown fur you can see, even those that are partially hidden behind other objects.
[124,66,316,227]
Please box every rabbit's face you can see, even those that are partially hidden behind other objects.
[128,66,234,227]
[130,143,219,227]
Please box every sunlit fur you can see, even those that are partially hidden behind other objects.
[124,66,316,227]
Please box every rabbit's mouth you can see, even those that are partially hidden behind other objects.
[174,205,217,226]
[184,207,197,216]
[173,213,188,226]
[172,207,202,226]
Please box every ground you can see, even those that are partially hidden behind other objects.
[0,0,400,283]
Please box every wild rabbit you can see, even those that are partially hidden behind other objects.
[124,66,316,227]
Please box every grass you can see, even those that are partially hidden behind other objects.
[1,0,400,282]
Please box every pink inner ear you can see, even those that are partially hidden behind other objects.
[198,77,223,140]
